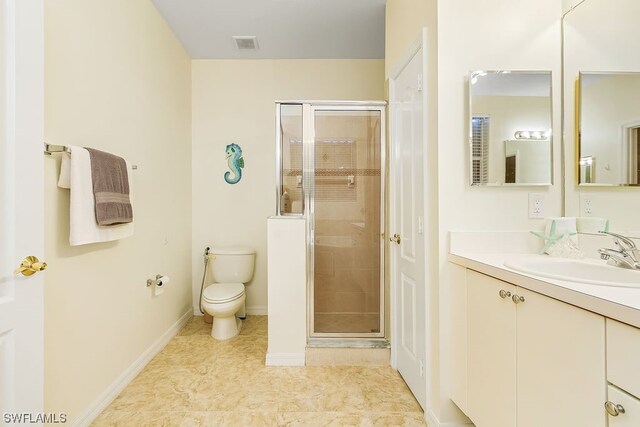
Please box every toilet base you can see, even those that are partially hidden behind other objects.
[211,315,242,340]
[203,312,213,324]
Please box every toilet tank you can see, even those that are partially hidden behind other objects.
[207,246,256,283]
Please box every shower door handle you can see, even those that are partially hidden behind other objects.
[390,234,401,245]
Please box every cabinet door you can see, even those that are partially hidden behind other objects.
[516,287,606,427]
[449,264,468,412]
[607,319,640,398]
[467,270,516,427]
[608,384,640,427]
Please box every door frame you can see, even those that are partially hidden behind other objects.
[621,119,640,184]
[305,102,387,340]
[274,101,388,341]
[389,27,430,406]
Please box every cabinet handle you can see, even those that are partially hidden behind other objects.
[499,289,511,299]
[605,401,625,416]
[512,294,525,304]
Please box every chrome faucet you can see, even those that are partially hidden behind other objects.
[598,231,640,270]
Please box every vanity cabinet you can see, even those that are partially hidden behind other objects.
[465,270,606,427]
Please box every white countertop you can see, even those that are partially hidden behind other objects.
[449,252,640,328]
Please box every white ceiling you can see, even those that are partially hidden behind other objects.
[150,0,386,59]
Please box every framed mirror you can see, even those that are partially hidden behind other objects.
[578,72,640,186]
[469,70,553,186]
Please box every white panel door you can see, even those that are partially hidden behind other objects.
[0,0,45,418]
[390,42,426,409]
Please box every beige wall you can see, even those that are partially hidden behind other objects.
[563,0,584,14]
[44,0,192,422]
[564,0,640,233]
[191,59,384,315]
[385,0,434,80]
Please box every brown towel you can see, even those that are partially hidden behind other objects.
[85,147,133,225]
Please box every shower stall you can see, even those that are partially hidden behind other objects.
[276,101,385,340]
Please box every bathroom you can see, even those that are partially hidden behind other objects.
[2,0,639,425]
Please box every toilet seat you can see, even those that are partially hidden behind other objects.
[203,283,245,304]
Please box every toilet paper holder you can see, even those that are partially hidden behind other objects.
[146,274,169,287]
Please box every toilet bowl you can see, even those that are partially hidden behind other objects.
[201,246,255,340]
[202,282,246,340]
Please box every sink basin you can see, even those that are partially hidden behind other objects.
[504,257,640,288]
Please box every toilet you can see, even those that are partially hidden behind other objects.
[202,246,255,340]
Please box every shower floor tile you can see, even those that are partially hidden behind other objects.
[92,316,424,426]
[314,313,380,333]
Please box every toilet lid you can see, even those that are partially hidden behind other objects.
[203,283,245,303]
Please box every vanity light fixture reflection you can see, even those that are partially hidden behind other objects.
[514,130,551,140]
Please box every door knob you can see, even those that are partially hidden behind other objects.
[389,234,401,244]
[14,256,48,276]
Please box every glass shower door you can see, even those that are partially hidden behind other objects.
[309,107,384,337]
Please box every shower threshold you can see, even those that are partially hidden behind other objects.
[306,339,391,366]
[307,338,390,349]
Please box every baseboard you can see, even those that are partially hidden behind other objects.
[265,352,305,366]
[72,309,193,427]
[246,305,267,315]
[425,409,474,427]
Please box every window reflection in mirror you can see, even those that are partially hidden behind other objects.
[469,71,553,186]
[578,72,640,186]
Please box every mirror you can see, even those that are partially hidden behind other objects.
[469,71,553,186]
[563,0,640,233]
[578,72,640,185]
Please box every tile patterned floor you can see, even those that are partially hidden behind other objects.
[92,316,425,426]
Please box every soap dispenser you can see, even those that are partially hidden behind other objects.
[280,190,291,213]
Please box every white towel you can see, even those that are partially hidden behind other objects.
[58,152,71,188]
[65,145,134,246]
[576,217,609,234]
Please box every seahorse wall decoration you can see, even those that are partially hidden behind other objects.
[223,143,244,184]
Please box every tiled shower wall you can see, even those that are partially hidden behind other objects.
[317,113,381,334]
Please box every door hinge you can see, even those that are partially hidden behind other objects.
[419,359,424,377]
[417,74,423,92]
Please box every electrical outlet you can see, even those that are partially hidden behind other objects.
[581,193,593,216]
[528,193,545,219]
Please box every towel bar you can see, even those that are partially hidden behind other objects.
[44,142,138,170]
[43,143,69,155]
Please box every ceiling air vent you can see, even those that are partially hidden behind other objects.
[233,36,259,50]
